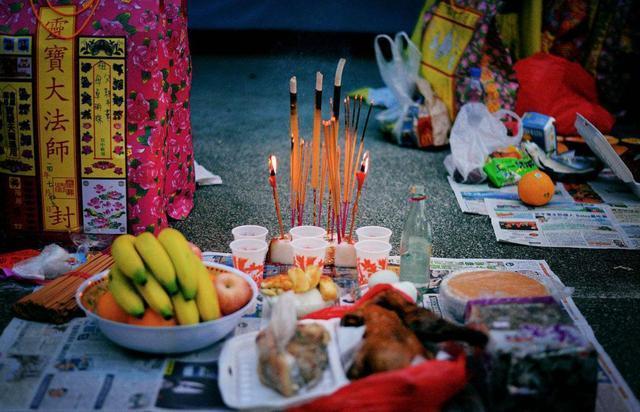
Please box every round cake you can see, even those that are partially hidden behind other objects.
[440,270,549,321]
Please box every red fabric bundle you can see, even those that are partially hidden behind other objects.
[291,285,468,412]
[514,53,615,135]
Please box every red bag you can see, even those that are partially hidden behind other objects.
[292,285,468,412]
[514,52,615,135]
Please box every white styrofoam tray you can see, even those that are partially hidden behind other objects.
[218,318,349,410]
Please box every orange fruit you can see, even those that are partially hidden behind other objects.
[96,291,129,323]
[127,309,177,327]
[518,170,555,206]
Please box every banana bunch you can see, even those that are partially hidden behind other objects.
[108,228,221,325]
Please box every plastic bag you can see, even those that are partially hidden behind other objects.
[445,103,523,183]
[374,32,450,148]
[12,244,76,282]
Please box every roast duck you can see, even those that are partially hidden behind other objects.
[341,289,488,379]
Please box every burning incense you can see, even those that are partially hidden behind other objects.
[268,155,285,238]
[332,58,346,121]
[348,151,370,241]
[311,72,323,225]
[290,77,300,226]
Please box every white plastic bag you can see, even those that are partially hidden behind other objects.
[12,244,74,281]
[445,103,522,183]
[374,32,450,148]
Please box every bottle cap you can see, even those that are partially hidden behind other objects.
[409,185,426,200]
[470,67,481,78]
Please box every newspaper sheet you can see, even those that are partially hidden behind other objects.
[448,177,572,215]
[0,255,637,411]
[485,199,640,249]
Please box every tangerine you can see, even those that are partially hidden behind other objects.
[96,291,129,323]
[518,170,555,206]
[127,309,177,327]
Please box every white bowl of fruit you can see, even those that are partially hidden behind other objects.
[76,229,258,354]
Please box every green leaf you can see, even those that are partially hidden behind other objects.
[92,20,101,30]
[124,25,137,36]
[143,37,151,47]
[169,59,174,67]
[15,27,29,35]
[0,25,10,33]
[129,91,137,99]
[127,123,138,133]
[9,2,23,12]
[130,158,141,168]
[137,127,152,146]
[141,71,151,82]
[136,186,148,197]
[161,69,169,80]
[148,99,158,119]
[115,12,131,24]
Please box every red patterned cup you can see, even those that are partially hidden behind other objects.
[229,239,268,286]
[354,240,392,286]
[290,237,329,270]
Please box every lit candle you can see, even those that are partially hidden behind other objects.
[268,155,285,238]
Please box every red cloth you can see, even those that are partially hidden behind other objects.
[291,284,468,412]
[514,53,615,135]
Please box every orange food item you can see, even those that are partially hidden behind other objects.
[518,170,555,206]
[96,291,129,323]
[556,142,569,154]
[127,309,177,327]
[447,270,549,300]
[613,145,628,156]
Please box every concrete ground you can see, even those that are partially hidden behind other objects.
[0,47,637,399]
[174,52,640,397]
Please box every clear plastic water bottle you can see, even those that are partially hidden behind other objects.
[399,185,432,286]
[462,67,485,104]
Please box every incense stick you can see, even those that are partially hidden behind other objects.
[332,58,346,121]
[311,72,323,225]
[348,151,370,240]
[290,77,299,227]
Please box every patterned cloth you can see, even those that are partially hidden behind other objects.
[0,0,194,235]
[412,0,518,117]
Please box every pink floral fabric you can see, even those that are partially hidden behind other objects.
[1,0,195,235]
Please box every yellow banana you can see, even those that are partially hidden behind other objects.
[157,228,198,299]
[111,234,147,285]
[134,269,174,319]
[172,293,200,325]
[134,232,179,294]
[108,266,145,318]
[195,259,221,321]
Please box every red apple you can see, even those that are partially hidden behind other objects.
[188,242,203,260]
[214,272,253,315]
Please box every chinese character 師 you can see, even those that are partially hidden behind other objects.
[46,137,70,162]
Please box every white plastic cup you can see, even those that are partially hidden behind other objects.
[354,240,392,286]
[356,226,393,243]
[290,237,329,270]
[229,239,268,286]
[232,225,268,241]
[289,225,326,241]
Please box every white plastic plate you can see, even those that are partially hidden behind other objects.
[576,113,640,197]
[218,318,349,410]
